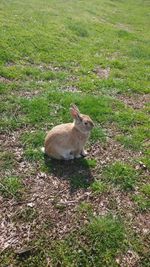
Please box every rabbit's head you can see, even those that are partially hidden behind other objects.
[70,104,94,134]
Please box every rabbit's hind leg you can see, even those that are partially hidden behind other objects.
[75,154,82,159]
[74,149,82,159]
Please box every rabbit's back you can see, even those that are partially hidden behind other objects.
[45,123,73,146]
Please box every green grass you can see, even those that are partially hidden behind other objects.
[141,184,150,196]
[91,180,108,194]
[69,173,91,190]
[84,159,97,168]
[0,0,150,266]
[138,156,150,171]
[116,124,150,151]
[21,131,45,147]
[21,131,45,161]
[24,148,43,161]
[104,162,138,190]
[133,195,150,212]
[0,151,15,170]
[90,126,106,143]
[132,184,150,212]
[49,215,125,267]
[0,176,24,199]
[77,202,93,214]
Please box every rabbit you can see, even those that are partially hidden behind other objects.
[43,104,94,160]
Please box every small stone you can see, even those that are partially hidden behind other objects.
[27,203,34,208]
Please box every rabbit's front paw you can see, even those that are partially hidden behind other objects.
[81,149,88,157]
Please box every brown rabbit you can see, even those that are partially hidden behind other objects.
[43,104,94,160]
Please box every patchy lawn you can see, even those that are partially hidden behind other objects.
[0,0,150,266]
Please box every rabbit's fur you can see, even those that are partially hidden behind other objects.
[44,104,94,160]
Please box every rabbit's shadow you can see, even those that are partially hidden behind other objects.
[44,155,94,193]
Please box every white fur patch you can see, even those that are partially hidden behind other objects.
[62,150,74,160]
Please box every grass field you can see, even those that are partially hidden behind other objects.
[0,0,150,266]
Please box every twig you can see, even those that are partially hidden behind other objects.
[56,200,78,206]
[15,246,37,255]
[27,225,31,242]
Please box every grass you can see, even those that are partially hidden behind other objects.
[0,176,24,199]
[49,215,125,267]
[91,180,108,194]
[90,126,106,143]
[138,156,150,171]
[21,131,45,147]
[0,0,150,266]
[21,131,45,161]
[83,159,97,168]
[13,207,38,222]
[141,184,150,196]
[69,173,91,190]
[133,195,150,212]
[0,151,15,170]
[77,202,93,214]
[116,124,150,151]
[132,183,150,213]
[24,148,43,161]
[104,162,138,190]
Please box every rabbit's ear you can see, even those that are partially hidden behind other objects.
[70,104,80,113]
[70,105,81,119]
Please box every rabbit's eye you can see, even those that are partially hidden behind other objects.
[84,122,88,125]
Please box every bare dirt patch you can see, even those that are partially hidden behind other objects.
[133,213,150,236]
[117,249,140,267]
[93,66,110,79]
[117,23,133,32]
[5,62,64,72]
[10,89,42,99]
[0,76,12,84]
[116,93,150,110]
[0,129,36,178]
[61,85,81,92]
